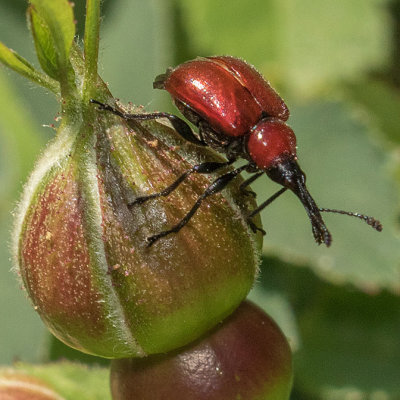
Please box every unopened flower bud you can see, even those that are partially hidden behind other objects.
[13,102,260,358]
[0,372,62,400]
[111,300,293,400]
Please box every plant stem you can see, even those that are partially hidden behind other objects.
[0,43,60,94]
[16,67,60,95]
[83,0,101,101]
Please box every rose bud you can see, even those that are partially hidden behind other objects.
[110,300,293,400]
[0,362,109,399]
[6,1,260,359]
[0,372,61,400]
[13,102,260,358]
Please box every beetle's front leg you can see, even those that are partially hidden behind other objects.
[128,160,234,208]
[239,171,264,198]
[245,187,288,235]
[146,163,249,247]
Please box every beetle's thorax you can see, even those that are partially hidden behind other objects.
[245,118,297,170]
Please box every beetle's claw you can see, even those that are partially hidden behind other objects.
[90,99,110,111]
[241,189,257,198]
[146,235,159,247]
[247,218,266,235]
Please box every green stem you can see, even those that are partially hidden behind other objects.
[15,66,59,94]
[83,0,101,101]
[0,43,60,94]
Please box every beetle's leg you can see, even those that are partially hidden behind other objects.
[129,160,234,207]
[146,164,249,247]
[247,219,266,236]
[239,171,264,198]
[90,99,206,146]
[246,187,288,234]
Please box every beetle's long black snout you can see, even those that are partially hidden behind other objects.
[266,158,332,246]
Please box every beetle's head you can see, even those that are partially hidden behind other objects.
[266,157,332,246]
[247,119,332,246]
[246,118,382,245]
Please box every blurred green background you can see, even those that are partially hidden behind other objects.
[0,0,399,399]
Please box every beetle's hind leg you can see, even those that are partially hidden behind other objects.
[245,187,288,235]
[90,99,206,146]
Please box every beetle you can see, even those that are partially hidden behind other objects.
[91,56,382,247]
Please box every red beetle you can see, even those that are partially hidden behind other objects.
[91,56,382,246]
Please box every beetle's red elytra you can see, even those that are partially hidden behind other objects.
[91,56,382,247]
[161,57,289,138]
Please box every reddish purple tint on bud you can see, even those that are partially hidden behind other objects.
[13,105,260,358]
[0,373,62,400]
[18,161,110,352]
[110,301,293,400]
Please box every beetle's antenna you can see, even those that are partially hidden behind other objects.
[319,208,383,232]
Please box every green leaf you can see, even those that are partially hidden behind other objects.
[344,79,400,145]
[100,0,174,110]
[295,285,400,399]
[176,0,282,79]
[282,0,390,95]
[248,286,300,351]
[176,0,390,95]
[28,5,59,80]
[254,101,400,292]
[257,257,400,399]
[29,0,75,71]
[0,69,45,212]
[0,41,37,75]
[0,68,48,364]
[0,41,59,92]
[0,362,111,400]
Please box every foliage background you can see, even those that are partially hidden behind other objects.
[0,0,399,399]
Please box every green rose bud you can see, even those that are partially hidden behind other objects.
[110,300,293,400]
[4,0,260,360]
[13,104,260,358]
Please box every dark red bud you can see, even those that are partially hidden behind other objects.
[110,301,293,400]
